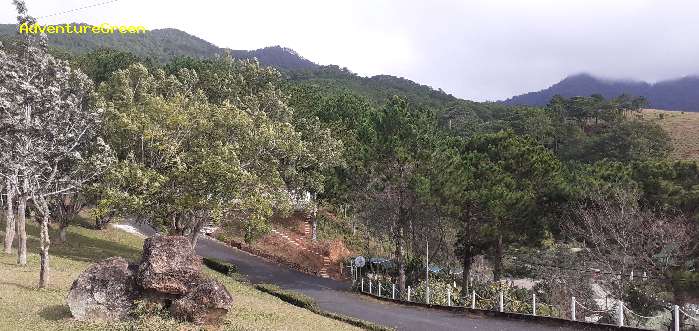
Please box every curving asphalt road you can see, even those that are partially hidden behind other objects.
[124,222,579,331]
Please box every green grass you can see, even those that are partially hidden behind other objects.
[0,216,363,331]
[255,284,395,331]
[255,284,319,310]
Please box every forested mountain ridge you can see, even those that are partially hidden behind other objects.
[0,24,318,71]
[230,46,318,71]
[287,65,458,109]
[0,23,454,108]
[503,73,699,112]
[0,24,221,62]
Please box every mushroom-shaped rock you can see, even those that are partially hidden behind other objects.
[137,236,202,295]
[67,257,138,321]
[170,278,233,325]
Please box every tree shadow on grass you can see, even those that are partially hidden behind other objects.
[29,229,142,263]
[2,217,143,264]
[0,279,37,291]
[39,304,72,321]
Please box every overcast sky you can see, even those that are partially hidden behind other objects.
[2,0,699,101]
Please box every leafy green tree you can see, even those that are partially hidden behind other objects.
[362,96,438,293]
[285,84,375,205]
[430,138,490,294]
[462,131,562,281]
[73,48,155,85]
[630,160,699,220]
[97,59,341,245]
[1,0,113,287]
[542,95,670,163]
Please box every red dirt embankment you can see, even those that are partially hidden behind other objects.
[215,211,353,280]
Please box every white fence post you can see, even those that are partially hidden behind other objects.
[361,278,364,292]
[674,305,680,331]
[571,296,576,321]
[448,287,452,306]
[499,291,504,312]
[392,283,396,300]
[378,283,382,297]
[426,286,430,305]
[533,293,537,316]
[369,280,372,295]
[618,301,624,326]
[471,290,476,309]
[408,286,411,301]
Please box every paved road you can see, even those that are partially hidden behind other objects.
[125,223,578,331]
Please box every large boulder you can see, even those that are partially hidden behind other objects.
[170,278,233,325]
[137,236,202,295]
[67,257,138,321]
[67,235,232,325]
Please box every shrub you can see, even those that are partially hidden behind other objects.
[203,258,238,276]
[410,279,460,306]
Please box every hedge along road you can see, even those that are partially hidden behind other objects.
[122,222,578,331]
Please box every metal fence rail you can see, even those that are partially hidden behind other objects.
[354,277,696,331]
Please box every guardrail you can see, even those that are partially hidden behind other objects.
[354,277,698,331]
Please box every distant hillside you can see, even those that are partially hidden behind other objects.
[229,46,318,71]
[0,24,319,71]
[503,73,699,112]
[0,24,221,62]
[1,24,465,109]
[287,65,458,109]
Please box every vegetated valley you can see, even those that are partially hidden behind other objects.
[1,12,698,331]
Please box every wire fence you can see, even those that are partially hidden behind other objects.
[353,276,698,331]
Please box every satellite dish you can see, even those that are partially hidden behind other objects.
[354,256,366,268]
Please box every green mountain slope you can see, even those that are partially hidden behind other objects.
[0,23,471,111]
[0,24,221,62]
[287,65,458,109]
[0,24,318,71]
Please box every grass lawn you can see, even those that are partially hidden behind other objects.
[0,216,362,331]
[640,108,699,161]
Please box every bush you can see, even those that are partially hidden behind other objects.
[410,279,460,306]
[203,258,238,276]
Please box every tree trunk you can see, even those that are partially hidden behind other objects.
[58,223,68,243]
[3,178,15,254]
[95,214,111,229]
[16,191,27,266]
[462,253,472,299]
[39,212,51,288]
[396,224,405,293]
[189,218,204,248]
[461,205,474,299]
[493,233,503,282]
